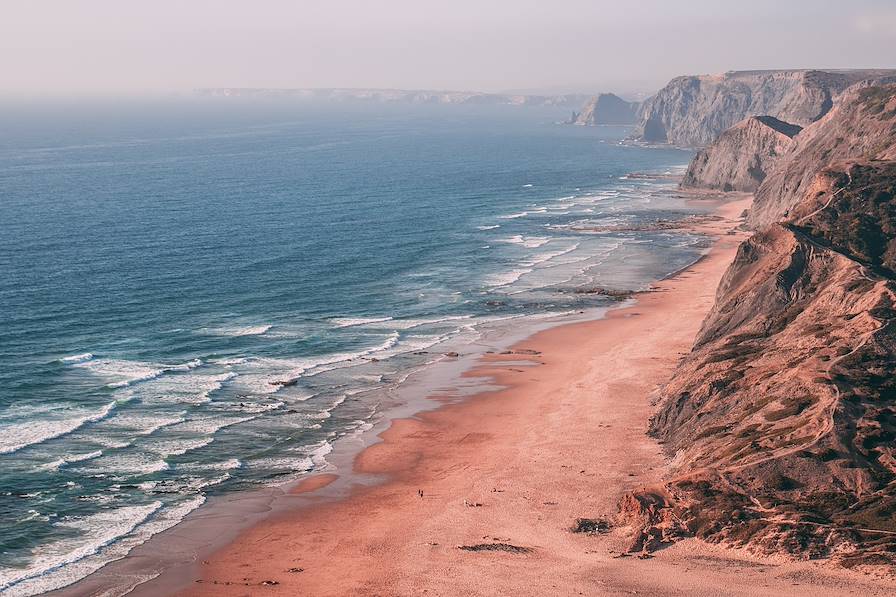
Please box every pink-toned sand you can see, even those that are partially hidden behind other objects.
[177,197,895,596]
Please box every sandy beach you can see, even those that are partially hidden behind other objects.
[163,195,895,596]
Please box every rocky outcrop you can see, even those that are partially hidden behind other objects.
[570,93,640,125]
[633,69,896,147]
[638,160,896,566]
[681,116,802,192]
[749,83,896,229]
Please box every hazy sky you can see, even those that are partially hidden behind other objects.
[2,0,895,97]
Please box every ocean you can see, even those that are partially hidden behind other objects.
[0,99,697,595]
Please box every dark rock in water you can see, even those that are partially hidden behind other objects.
[571,287,635,299]
[272,378,299,387]
[444,352,459,358]
[571,93,640,125]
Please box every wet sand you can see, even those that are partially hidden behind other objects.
[170,196,895,596]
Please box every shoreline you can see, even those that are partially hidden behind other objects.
[169,193,894,596]
[48,305,617,597]
[56,194,896,596]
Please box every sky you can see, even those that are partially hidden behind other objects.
[1,0,895,97]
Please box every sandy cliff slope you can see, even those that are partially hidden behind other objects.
[637,152,896,567]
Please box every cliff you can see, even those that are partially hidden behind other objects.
[680,115,802,192]
[749,83,896,229]
[633,69,896,147]
[634,160,896,566]
[570,93,640,125]
[625,80,896,566]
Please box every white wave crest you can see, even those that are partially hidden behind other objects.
[330,316,393,328]
[0,402,116,455]
[485,268,532,288]
[202,324,272,337]
[74,358,201,389]
[60,353,93,363]
[0,502,162,595]
[501,235,551,248]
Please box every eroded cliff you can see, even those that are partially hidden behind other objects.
[749,83,896,229]
[628,161,896,567]
[633,69,895,147]
[622,77,896,567]
[680,116,801,192]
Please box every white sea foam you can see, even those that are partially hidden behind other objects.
[476,224,500,230]
[103,411,188,436]
[202,324,272,337]
[177,457,242,472]
[1,496,206,597]
[0,402,116,455]
[388,315,473,330]
[75,452,170,477]
[142,436,215,457]
[39,450,104,471]
[334,333,452,367]
[251,455,315,479]
[212,356,248,366]
[74,358,201,389]
[308,441,333,466]
[169,414,257,438]
[0,502,162,596]
[134,371,236,405]
[236,333,400,393]
[60,353,93,363]
[522,243,581,267]
[485,268,532,288]
[501,235,551,248]
[330,316,393,328]
[498,211,529,219]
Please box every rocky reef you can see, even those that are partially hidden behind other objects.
[569,93,640,125]
[623,85,896,569]
[633,69,895,147]
[681,115,801,192]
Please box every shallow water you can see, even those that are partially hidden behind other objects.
[0,99,697,595]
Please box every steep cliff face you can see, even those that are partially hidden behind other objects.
[572,93,640,125]
[633,69,895,147]
[749,84,896,229]
[680,116,801,192]
[637,161,896,566]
